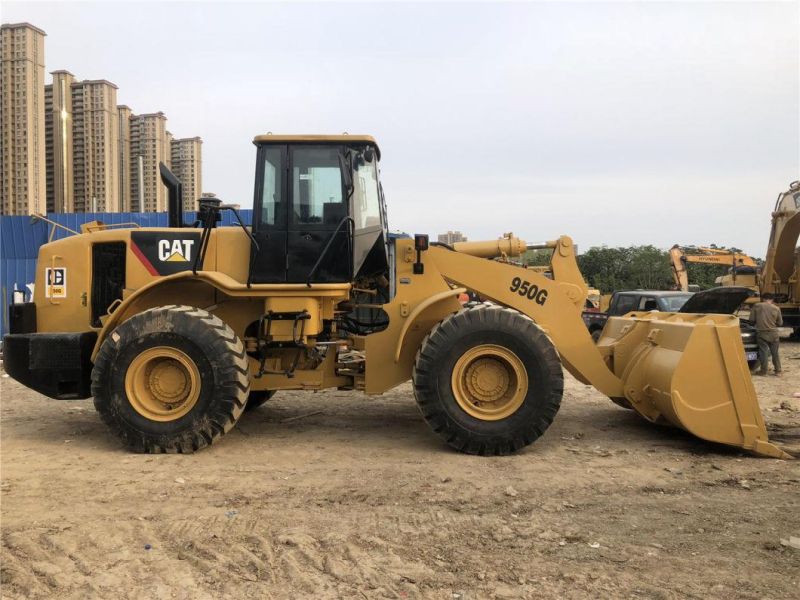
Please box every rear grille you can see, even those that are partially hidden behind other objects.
[91,242,126,327]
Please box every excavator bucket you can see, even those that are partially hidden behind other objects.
[598,312,792,458]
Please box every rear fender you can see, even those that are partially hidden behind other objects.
[91,272,230,360]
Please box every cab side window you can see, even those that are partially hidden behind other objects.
[260,147,284,227]
[354,158,381,229]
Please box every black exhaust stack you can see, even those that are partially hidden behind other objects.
[159,162,184,228]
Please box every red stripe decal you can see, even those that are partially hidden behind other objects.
[130,239,159,276]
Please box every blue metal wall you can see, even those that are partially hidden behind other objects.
[0,210,252,336]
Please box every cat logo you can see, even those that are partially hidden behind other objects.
[131,231,201,276]
[158,239,195,263]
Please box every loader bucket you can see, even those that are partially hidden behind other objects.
[598,312,791,458]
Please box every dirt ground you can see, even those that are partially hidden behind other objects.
[1,341,799,600]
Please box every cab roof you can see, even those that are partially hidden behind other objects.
[252,134,380,159]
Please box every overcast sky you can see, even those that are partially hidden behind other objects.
[4,1,798,256]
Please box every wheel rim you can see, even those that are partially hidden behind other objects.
[451,344,528,421]
[125,346,201,422]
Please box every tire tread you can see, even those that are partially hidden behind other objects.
[412,305,563,456]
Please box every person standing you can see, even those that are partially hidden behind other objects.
[750,293,783,376]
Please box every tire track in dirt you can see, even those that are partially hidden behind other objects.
[1,512,440,599]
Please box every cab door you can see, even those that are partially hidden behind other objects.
[286,145,351,283]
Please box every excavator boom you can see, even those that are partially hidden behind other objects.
[669,245,758,292]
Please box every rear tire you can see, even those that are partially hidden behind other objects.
[245,390,276,411]
[413,304,563,456]
[92,305,249,453]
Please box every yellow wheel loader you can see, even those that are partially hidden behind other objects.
[2,135,790,458]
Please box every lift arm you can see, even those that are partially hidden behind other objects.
[426,237,626,399]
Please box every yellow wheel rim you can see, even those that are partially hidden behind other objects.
[451,344,528,421]
[125,346,201,422]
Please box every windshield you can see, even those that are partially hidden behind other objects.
[660,294,693,311]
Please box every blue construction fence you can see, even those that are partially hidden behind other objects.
[0,210,253,336]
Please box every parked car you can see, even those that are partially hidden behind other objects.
[583,287,759,367]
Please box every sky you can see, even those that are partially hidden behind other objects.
[3,0,798,256]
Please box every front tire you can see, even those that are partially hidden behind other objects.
[91,305,249,453]
[413,305,563,456]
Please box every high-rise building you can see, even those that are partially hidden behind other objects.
[129,112,168,212]
[3,21,203,215]
[71,80,119,212]
[45,70,75,212]
[45,76,120,212]
[1,23,47,215]
[438,231,467,245]
[170,136,202,211]
[117,105,132,211]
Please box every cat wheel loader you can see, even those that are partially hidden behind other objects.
[2,135,790,458]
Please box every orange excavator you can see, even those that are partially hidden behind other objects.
[669,245,758,293]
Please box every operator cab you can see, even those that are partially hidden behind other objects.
[249,135,388,284]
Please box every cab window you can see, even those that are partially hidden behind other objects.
[353,156,381,229]
[259,146,284,227]
[291,146,345,225]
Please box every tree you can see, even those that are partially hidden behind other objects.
[525,243,759,293]
[521,249,552,266]
[577,245,671,293]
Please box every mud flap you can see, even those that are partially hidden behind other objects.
[598,312,792,459]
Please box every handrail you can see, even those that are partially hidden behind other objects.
[83,222,142,232]
[29,213,79,242]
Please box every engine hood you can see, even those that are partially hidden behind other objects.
[679,286,755,315]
